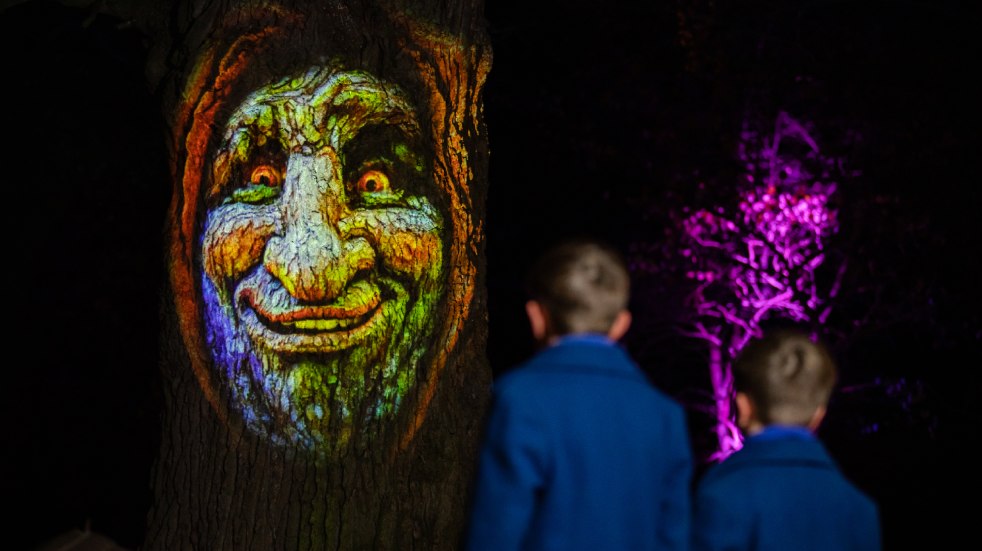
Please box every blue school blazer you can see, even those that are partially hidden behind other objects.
[693,428,882,551]
[464,335,693,551]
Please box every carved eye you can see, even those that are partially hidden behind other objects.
[249,165,282,187]
[355,170,390,193]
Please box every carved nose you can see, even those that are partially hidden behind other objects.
[263,154,374,303]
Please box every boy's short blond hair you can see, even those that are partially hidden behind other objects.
[524,239,630,335]
[733,329,838,426]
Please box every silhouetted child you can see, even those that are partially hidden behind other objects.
[692,328,881,551]
[464,238,693,550]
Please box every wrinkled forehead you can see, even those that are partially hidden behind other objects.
[221,65,421,152]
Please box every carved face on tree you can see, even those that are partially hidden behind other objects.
[168,5,486,458]
[197,65,445,448]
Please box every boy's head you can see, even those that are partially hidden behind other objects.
[733,329,838,433]
[523,238,631,342]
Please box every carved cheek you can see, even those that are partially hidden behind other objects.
[362,208,443,282]
[202,207,278,291]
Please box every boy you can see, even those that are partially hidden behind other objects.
[692,328,881,551]
[464,238,693,551]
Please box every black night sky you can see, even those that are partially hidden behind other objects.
[2,1,978,550]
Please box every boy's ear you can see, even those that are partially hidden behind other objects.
[735,391,755,431]
[525,300,548,341]
[607,310,632,341]
[807,405,827,432]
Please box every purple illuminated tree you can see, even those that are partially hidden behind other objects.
[634,111,852,460]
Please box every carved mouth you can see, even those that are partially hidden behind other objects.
[255,296,381,334]
[241,286,381,333]
[235,281,389,353]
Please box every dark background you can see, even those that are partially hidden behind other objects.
[2,0,978,549]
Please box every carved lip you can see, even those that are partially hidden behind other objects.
[239,284,382,335]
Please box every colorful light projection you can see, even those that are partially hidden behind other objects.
[167,5,485,456]
[676,112,846,459]
[197,64,443,450]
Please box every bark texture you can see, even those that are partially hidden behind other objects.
[133,1,492,549]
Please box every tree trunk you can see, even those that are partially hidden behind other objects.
[137,1,492,549]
